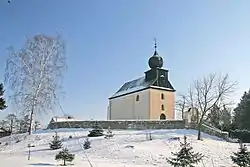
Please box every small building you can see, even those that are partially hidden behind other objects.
[184,107,200,124]
[108,41,176,120]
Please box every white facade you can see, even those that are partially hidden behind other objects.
[108,89,150,120]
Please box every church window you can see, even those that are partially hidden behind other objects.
[161,104,165,110]
[136,95,140,101]
[161,93,164,100]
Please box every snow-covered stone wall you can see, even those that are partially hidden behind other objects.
[47,120,185,130]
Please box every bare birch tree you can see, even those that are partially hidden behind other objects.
[4,34,66,135]
[186,73,237,140]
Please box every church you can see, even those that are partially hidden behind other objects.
[107,41,175,120]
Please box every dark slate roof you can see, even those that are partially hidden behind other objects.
[109,76,175,99]
[109,77,153,99]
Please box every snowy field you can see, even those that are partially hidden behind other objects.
[0,128,243,167]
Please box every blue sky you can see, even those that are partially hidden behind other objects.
[0,0,250,124]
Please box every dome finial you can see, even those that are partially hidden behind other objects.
[153,38,158,56]
[154,38,157,51]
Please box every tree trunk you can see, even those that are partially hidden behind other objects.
[28,109,34,135]
[10,120,13,134]
[63,159,66,166]
[197,123,202,140]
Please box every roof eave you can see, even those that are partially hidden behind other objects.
[109,86,175,100]
[149,86,176,92]
[108,87,150,100]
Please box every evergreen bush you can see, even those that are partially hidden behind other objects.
[87,123,104,137]
[49,132,63,150]
[167,135,204,167]
[83,138,91,149]
[55,148,74,166]
[231,140,250,167]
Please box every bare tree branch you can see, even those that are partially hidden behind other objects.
[4,34,66,135]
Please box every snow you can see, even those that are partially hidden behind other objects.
[0,128,243,167]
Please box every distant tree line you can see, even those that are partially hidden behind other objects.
[0,113,41,134]
[228,90,250,142]
[0,82,41,134]
[0,83,7,111]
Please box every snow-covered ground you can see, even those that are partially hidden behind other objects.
[0,128,242,167]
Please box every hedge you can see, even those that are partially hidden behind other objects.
[229,129,250,143]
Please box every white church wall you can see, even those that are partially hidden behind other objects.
[108,89,150,120]
[134,89,150,119]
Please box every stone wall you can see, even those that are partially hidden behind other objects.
[189,122,230,141]
[47,120,185,130]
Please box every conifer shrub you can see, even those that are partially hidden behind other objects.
[49,132,63,150]
[87,123,104,137]
[55,148,74,166]
[83,138,91,149]
[167,135,204,167]
[231,140,250,167]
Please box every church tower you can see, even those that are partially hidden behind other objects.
[108,40,175,120]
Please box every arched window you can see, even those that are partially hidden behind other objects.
[161,104,165,110]
[136,95,139,101]
[160,113,166,120]
[161,93,164,100]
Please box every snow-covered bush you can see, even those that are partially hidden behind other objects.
[49,132,63,150]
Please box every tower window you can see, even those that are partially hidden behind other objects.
[161,93,164,100]
[136,95,140,101]
[161,104,165,111]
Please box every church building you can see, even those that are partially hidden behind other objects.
[107,41,175,120]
